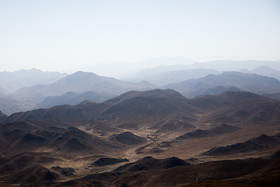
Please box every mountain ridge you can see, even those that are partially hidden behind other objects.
[165,71,280,98]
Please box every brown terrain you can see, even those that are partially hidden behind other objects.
[0,89,280,186]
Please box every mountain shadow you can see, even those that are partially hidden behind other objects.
[202,133,280,156]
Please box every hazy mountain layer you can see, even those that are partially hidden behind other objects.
[165,71,280,98]
[242,65,280,80]
[34,91,112,109]
[127,68,219,85]
[1,71,153,114]
[2,70,280,115]
[0,68,67,92]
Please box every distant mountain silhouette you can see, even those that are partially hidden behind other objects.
[0,68,67,92]
[3,70,280,115]
[4,71,153,114]
[0,94,28,115]
[165,72,280,98]
[186,60,280,71]
[128,68,219,85]
[34,91,112,109]
[244,66,280,80]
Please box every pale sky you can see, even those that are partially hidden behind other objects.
[0,0,280,73]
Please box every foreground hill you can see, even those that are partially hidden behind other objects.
[165,71,280,98]
[101,89,198,122]
[203,133,280,156]
[5,90,280,160]
[0,152,59,186]
[0,122,119,155]
[176,124,240,140]
[56,156,280,187]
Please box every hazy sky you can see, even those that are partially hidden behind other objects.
[1,0,280,72]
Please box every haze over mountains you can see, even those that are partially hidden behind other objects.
[1,60,280,115]
[0,68,67,92]
[165,71,280,98]
[0,71,152,114]
[1,60,280,186]
[0,89,280,186]
[125,59,280,84]
[2,0,280,184]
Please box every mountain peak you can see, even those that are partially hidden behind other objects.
[104,89,186,105]
[101,89,197,121]
[67,71,98,79]
[54,71,101,86]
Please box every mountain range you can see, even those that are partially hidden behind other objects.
[242,65,280,80]
[127,68,219,85]
[34,91,112,109]
[165,71,280,98]
[0,71,153,115]
[1,63,280,186]
[1,86,280,186]
[0,69,279,116]
[0,68,67,92]
[1,63,280,116]
[0,88,280,186]
[125,60,280,84]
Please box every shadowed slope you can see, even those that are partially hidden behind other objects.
[0,122,118,155]
[176,124,239,140]
[203,134,280,156]
[101,89,199,121]
[110,132,146,145]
